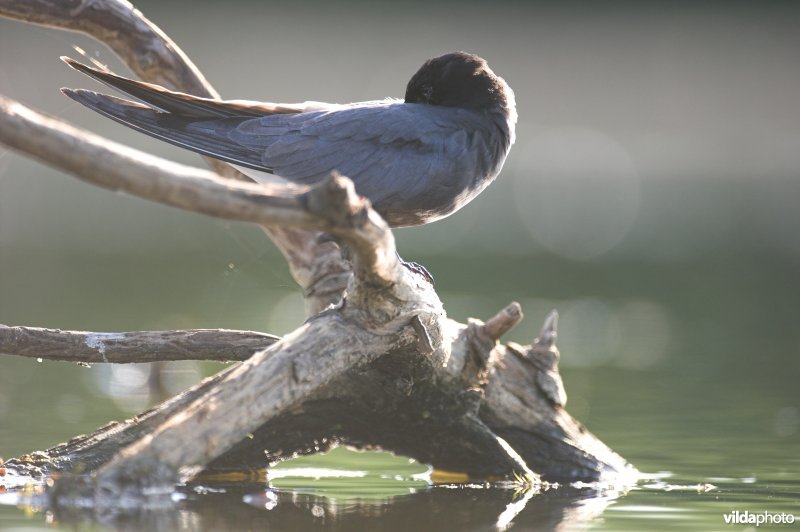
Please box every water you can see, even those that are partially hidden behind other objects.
[0,366,797,530]
[0,253,798,529]
[0,180,798,529]
[2,0,800,528]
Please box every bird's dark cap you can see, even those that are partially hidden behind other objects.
[404,52,513,113]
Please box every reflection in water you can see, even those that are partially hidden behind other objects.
[0,476,623,531]
[0,314,797,530]
[0,446,630,530]
[6,469,796,531]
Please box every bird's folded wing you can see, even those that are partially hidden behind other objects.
[62,86,480,202]
[227,102,482,207]
[62,57,310,117]
[61,89,274,171]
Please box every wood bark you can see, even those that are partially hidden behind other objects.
[0,0,636,504]
[0,325,278,363]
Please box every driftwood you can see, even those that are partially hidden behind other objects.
[0,325,278,363]
[0,0,635,505]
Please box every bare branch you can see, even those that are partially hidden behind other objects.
[0,325,278,363]
[0,96,294,217]
[0,0,234,177]
[304,174,400,286]
[0,0,218,100]
[534,310,558,348]
[0,97,400,286]
[0,0,353,309]
[482,301,524,341]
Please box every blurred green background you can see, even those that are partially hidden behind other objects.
[1,1,799,529]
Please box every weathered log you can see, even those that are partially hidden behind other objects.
[0,325,278,363]
[0,0,636,504]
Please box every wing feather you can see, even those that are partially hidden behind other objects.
[62,83,489,224]
[62,57,317,118]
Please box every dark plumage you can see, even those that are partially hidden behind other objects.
[61,52,516,227]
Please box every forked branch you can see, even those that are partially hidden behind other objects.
[0,0,636,504]
[0,0,353,310]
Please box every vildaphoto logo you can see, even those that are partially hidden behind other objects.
[723,510,796,526]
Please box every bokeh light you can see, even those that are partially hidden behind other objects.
[513,126,640,260]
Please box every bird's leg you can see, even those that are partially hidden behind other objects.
[318,233,433,284]
[397,252,435,285]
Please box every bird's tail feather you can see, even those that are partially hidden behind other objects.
[61,57,301,119]
[60,88,271,173]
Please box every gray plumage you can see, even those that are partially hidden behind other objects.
[61,52,516,227]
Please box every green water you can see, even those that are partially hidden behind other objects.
[1,251,798,530]
[2,0,800,528]
[1,362,797,530]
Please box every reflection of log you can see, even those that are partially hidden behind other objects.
[40,478,617,531]
[0,0,635,502]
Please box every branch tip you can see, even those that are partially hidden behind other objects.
[534,310,558,349]
[482,301,524,341]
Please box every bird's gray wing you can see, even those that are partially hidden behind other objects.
[61,89,280,171]
[62,89,487,221]
[225,102,487,215]
[62,57,311,118]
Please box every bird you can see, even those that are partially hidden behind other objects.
[60,52,516,228]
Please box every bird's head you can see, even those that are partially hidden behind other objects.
[404,51,514,114]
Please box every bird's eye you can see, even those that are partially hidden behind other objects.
[420,83,434,101]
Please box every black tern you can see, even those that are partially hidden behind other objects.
[61,52,516,227]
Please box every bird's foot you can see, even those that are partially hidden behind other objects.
[401,259,435,285]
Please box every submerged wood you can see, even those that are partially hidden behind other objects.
[0,0,636,502]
